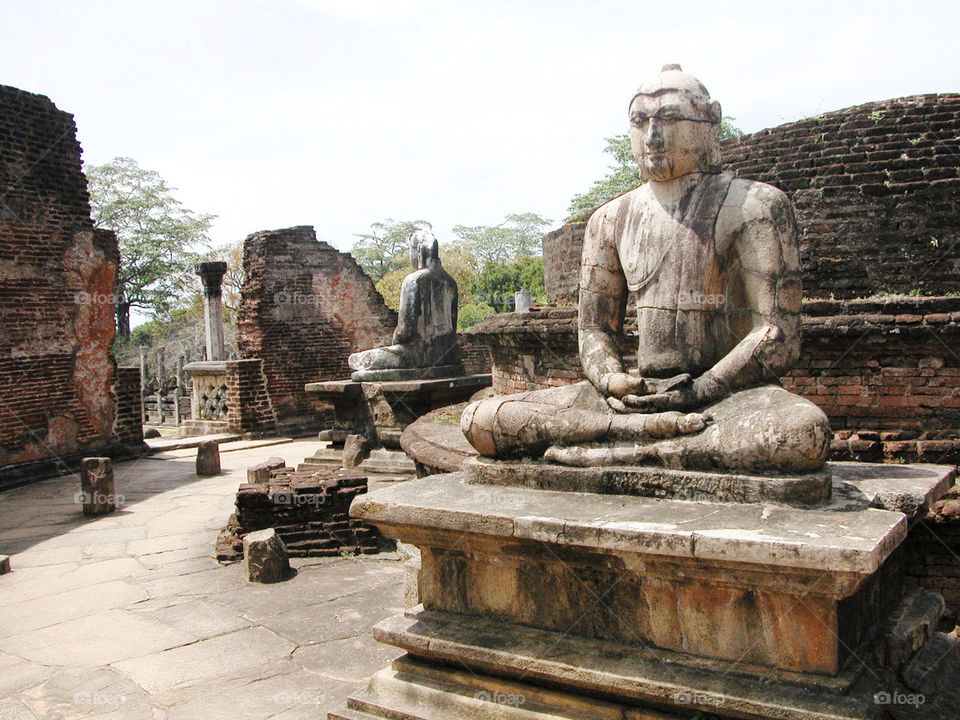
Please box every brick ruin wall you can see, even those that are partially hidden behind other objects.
[237,226,397,434]
[544,94,960,305]
[0,84,142,487]
[456,332,491,376]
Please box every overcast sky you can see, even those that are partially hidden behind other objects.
[2,0,958,257]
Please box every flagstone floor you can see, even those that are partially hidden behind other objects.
[0,439,407,720]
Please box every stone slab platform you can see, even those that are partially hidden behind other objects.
[349,364,467,383]
[306,374,492,396]
[348,469,956,677]
[352,472,910,576]
[328,607,880,720]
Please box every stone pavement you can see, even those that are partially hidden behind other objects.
[0,439,407,720]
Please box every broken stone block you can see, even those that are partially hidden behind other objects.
[80,457,116,516]
[343,434,371,468]
[0,555,9,574]
[879,587,945,671]
[243,528,290,583]
[196,440,221,476]
[247,457,285,483]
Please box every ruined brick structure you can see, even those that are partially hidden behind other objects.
[216,464,380,561]
[0,85,143,487]
[237,226,396,435]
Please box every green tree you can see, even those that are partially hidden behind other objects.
[566,119,743,221]
[87,157,215,340]
[451,212,551,265]
[472,256,546,313]
[351,218,431,281]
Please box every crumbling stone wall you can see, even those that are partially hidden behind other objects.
[543,94,960,304]
[237,226,396,434]
[0,84,141,486]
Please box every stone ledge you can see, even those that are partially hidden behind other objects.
[352,472,908,576]
[361,609,877,719]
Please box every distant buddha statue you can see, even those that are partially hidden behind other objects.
[349,230,463,381]
[461,65,832,475]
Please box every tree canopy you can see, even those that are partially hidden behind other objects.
[565,119,744,221]
[451,212,551,265]
[351,218,431,281]
[86,156,215,339]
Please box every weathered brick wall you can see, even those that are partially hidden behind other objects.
[724,94,960,299]
[225,359,277,436]
[543,94,960,305]
[903,490,960,619]
[113,366,144,448]
[237,226,396,434]
[542,222,586,306]
[0,84,130,485]
[456,332,492,376]
[472,299,960,464]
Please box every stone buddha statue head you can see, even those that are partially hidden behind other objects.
[628,64,723,182]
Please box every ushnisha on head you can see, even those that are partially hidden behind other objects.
[628,64,723,182]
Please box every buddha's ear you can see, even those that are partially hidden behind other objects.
[430,238,440,263]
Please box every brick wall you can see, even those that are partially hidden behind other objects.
[237,226,396,434]
[0,84,133,485]
[457,332,492,376]
[113,366,144,448]
[543,94,960,305]
[225,359,277,436]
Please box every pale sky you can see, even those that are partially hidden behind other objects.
[2,0,958,257]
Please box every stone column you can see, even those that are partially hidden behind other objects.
[196,261,228,362]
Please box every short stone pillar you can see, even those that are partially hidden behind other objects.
[0,555,10,574]
[196,440,221,476]
[243,528,291,583]
[79,457,116,516]
[195,261,228,362]
[514,288,532,313]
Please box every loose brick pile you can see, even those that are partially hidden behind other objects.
[216,464,380,561]
[543,93,960,305]
[237,226,397,435]
[0,84,142,486]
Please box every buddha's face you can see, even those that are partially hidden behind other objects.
[629,91,718,182]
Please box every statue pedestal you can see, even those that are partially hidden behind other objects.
[305,374,490,450]
[329,463,957,720]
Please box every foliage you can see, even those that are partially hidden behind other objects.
[374,268,407,311]
[565,118,744,221]
[451,212,551,265]
[472,256,546,313]
[440,242,482,307]
[86,156,215,339]
[351,218,431,281]
[457,302,496,331]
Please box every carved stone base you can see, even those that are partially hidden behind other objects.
[305,374,491,450]
[330,464,957,719]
